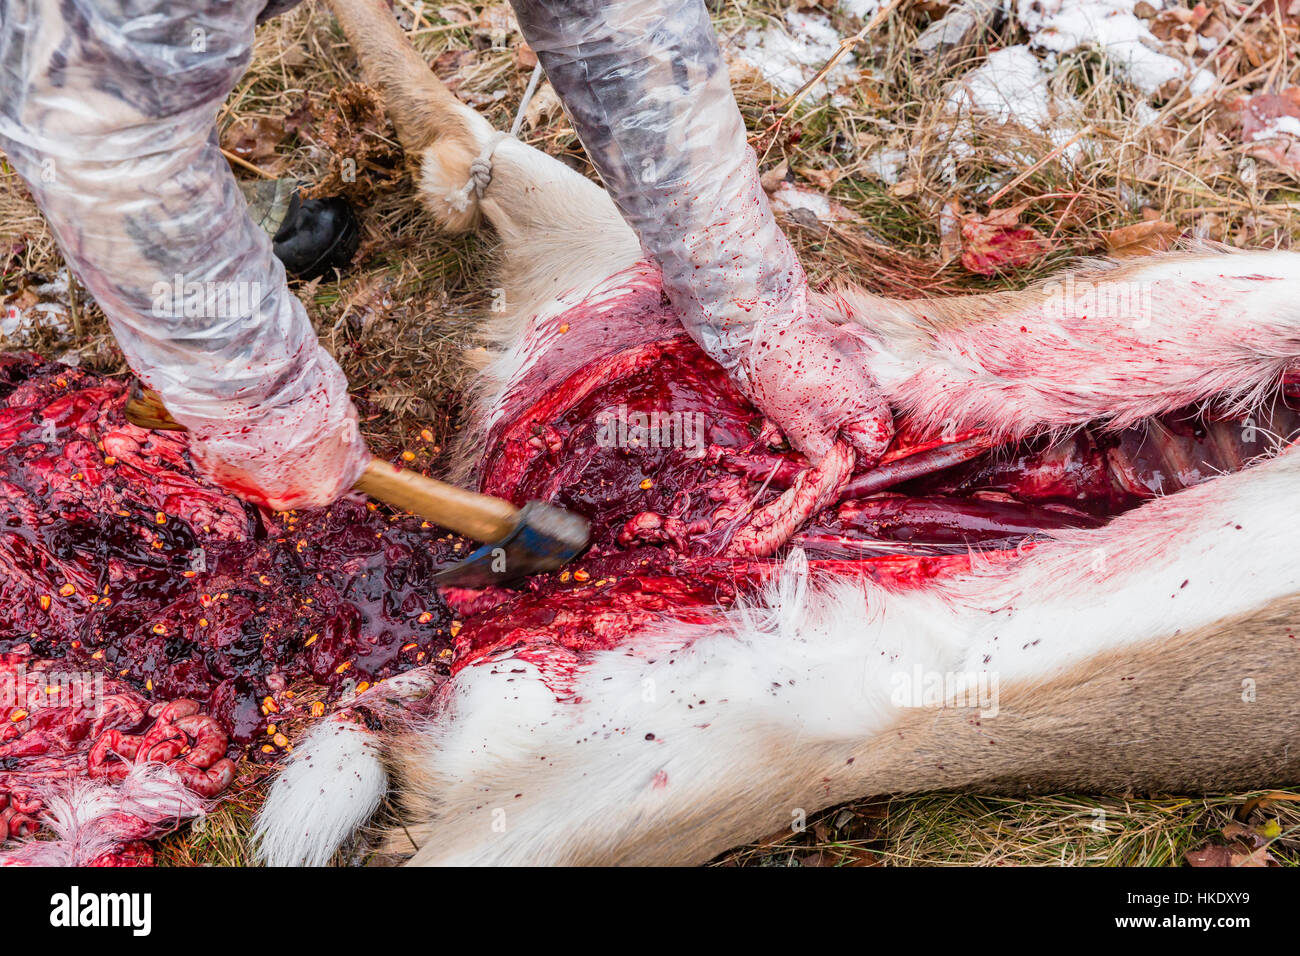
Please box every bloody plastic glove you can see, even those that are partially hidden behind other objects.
[510,0,894,464]
[0,0,366,509]
[737,312,894,464]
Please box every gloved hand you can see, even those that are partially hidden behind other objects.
[737,311,894,464]
[152,357,367,512]
[0,0,367,510]
[510,0,894,465]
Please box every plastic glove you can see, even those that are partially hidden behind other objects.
[0,0,366,510]
[509,0,893,464]
[738,312,894,465]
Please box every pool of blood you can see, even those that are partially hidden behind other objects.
[0,354,458,749]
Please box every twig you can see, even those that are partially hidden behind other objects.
[407,21,473,37]
[756,0,904,141]
[986,126,1093,207]
[221,148,277,179]
[68,274,81,339]
[1153,0,1267,125]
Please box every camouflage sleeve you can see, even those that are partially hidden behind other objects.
[507,0,812,375]
[0,0,366,510]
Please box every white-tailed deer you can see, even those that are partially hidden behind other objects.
[254,0,1300,866]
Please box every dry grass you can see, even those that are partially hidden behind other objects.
[4,0,1300,866]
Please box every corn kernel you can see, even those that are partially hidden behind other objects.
[39,595,51,611]
[58,583,75,597]
[420,428,434,442]
[417,611,433,624]
[573,569,590,582]
[310,701,325,718]
[401,450,416,462]
[155,512,167,524]
[152,623,166,635]
[10,709,28,722]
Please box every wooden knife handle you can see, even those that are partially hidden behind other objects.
[355,459,520,542]
[126,384,521,543]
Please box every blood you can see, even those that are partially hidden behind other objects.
[453,292,1300,666]
[1,300,1295,857]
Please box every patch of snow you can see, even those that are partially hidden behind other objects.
[1020,0,1216,97]
[864,148,907,185]
[770,182,853,223]
[1,269,71,339]
[1250,115,1300,140]
[947,45,1054,130]
[1,305,23,338]
[943,45,1088,167]
[735,11,860,103]
[837,0,881,19]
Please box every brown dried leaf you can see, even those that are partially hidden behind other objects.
[1102,219,1179,258]
[433,49,476,90]
[938,200,964,264]
[475,3,518,46]
[1187,838,1278,867]
[282,98,314,137]
[794,165,841,190]
[1150,3,1207,42]
[960,205,1048,275]
[1230,846,1277,867]
[760,159,790,193]
[1185,842,1235,867]
[221,116,287,172]
[436,4,474,24]
[1234,87,1300,176]
[514,41,538,70]
[522,81,562,130]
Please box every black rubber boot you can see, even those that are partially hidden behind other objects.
[240,179,361,280]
